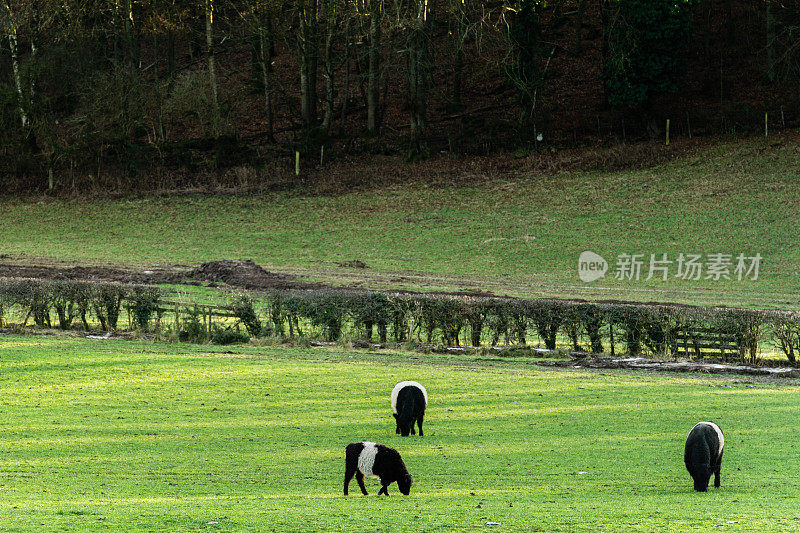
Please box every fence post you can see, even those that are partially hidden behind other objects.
[609,322,615,356]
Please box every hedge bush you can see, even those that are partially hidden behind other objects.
[770,312,800,364]
[130,286,162,330]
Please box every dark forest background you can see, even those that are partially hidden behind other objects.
[1,0,798,194]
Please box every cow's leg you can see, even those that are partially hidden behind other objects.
[394,414,400,434]
[714,450,724,488]
[344,465,356,495]
[417,413,424,436]
[378,484,389,496]
[410,420,416,435]
[356,472,368,495]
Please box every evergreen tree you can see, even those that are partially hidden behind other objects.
[603,0,697,137]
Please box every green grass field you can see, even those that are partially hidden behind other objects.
[2,335,800,532]
[1,137,799,309]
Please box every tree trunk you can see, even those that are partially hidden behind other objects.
[321,0,336,133]
[572,0,585,55]
[124,0,138,78]
[167,29,176,94]
[258,25,275,142]
[28,3,37,100]
[255,3,275,142]
[599,0,614,103]
[725,0,734,44]
[450,0,469,107]
[112,0,123,64]
[699,0,715,95]
[452,44,463,107]
[367,0,381,134]
[643,106,660,140]
[339,18,351,134]
[470,318,482,347]
[153,31,165,140]
[766,0,776,82]
[407,0,431,160]
[2,2,27,127]
[7,32,26,128]
[299,0,319,131]
[205,0,220,136]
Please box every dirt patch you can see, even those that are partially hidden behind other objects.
[0,262,183,285]
[0,259,321,291]
[542,356,800,379]
[0,258,506,296]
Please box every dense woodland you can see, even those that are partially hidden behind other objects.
[0,0,798,193]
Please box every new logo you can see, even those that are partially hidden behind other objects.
[578,251,608,283]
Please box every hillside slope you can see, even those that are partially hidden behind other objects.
[2,136,798,309]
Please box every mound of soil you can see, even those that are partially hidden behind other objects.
[336,259,368,269]
[190,260,319,290]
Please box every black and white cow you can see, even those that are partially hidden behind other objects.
[391,381,428,437]
[684,421,725,492]
[343,442,413,496]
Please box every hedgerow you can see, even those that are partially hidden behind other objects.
[0,278,797,364]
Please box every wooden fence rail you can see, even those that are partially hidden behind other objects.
[123,300,241,336]
[675,328,741,360]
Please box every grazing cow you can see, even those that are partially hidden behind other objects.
[684,421,725,492]
[391,381,428,437]
[343,442,413,496]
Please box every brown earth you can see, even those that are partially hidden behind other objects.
[0,259,319,291]
[0,262,183,286]
[0,257,501,296]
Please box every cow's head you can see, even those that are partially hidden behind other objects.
[397,472,413,495]
[395,412,414,437]
[691,464,711,492]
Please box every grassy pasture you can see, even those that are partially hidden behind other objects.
[1,335,800,531]
[1,138,800,309]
